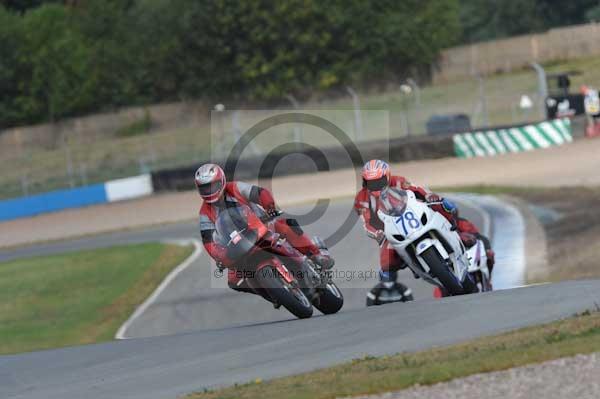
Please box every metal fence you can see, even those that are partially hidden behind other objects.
[436,22,600,82]
[0,70,544,200]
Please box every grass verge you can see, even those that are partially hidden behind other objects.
[188,311,600,399]
[439,185,600,283]
[0,242,193,355]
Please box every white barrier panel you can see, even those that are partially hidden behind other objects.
[105,174,153,203]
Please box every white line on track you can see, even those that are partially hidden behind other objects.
[449,193,526,289]
[115,238,203,340]
[471,195,526,289]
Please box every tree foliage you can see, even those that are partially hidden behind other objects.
[0,0,461,127]
[460,0,600,43]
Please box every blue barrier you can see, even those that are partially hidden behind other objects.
[0,184,107,222]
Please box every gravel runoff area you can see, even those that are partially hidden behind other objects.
[351,352,600,399]
[513,187,600,283]
[2,137,600,248]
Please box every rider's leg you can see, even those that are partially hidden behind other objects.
[373,242,412,301]
[457,218,496,273]
[474,231,496,274]
[273,218,334,268]
[379,241,401,282]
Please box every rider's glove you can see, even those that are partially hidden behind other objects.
[425,193,441,203]
[265,207,280,219]
[375,230,386,246]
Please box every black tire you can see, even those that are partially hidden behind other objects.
[255,266,313,319]
[397,282,415,302]
[365,282,414,306]
[420,247,464,295]
[315,282,344,314]
[462,273,479,294]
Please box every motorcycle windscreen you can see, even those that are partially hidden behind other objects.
[378,187,408,216]
[214,204,265,261]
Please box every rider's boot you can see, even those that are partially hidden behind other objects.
[311,253,335,270]
[366,270,413,306]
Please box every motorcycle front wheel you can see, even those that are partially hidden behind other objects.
[256,266,314,319]
[420,247,465,295]
[314,282,344,314]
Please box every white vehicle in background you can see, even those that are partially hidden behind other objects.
[377,188,486,296]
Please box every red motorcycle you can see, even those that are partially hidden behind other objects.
[214,203,343,319]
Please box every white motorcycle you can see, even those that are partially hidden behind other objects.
[465,239,493,292]
[377,188,480,296]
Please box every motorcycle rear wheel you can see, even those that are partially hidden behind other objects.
[256,266,313,319]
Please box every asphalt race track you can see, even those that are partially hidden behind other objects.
[0,197,489,337]
[2,197,600,399]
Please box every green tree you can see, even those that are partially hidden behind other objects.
[72,0,142,109]
[586,4,600,22]
[0,7,26,127]
[1,0,62,14]
[18,4,93,122]
[0,0,463,126]
[537,0,599,27]
[460,0,543,43]
[459,0,600,43]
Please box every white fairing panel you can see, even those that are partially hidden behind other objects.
[378,190,470,284]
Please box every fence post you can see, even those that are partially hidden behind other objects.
[20,174,29,197]
[79,163,88,186]
[213,104,226,159]
[346,86,364,141]
[530,62,548,120]
[478,76,490,127]
[400,111,410,137]
[14,129,29,197]
[285,94,303,145]
[64,135,75,188]
[406,78,421,134]
[232,110,261,156]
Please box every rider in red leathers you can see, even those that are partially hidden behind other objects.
[354,160,495,303]
[195,163,334,300]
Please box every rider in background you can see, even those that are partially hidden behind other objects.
[354,160,495,302]
[195,163,334,297]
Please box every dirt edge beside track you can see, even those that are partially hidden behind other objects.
[2,138,599,248]
[498,195,549,283]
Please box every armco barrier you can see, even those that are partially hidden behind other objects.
[453,118,572,158]
[0,174,153,222]
[151,135,455,192]
[105,174,153,202]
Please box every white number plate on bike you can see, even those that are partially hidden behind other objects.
[395,210,421,236]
